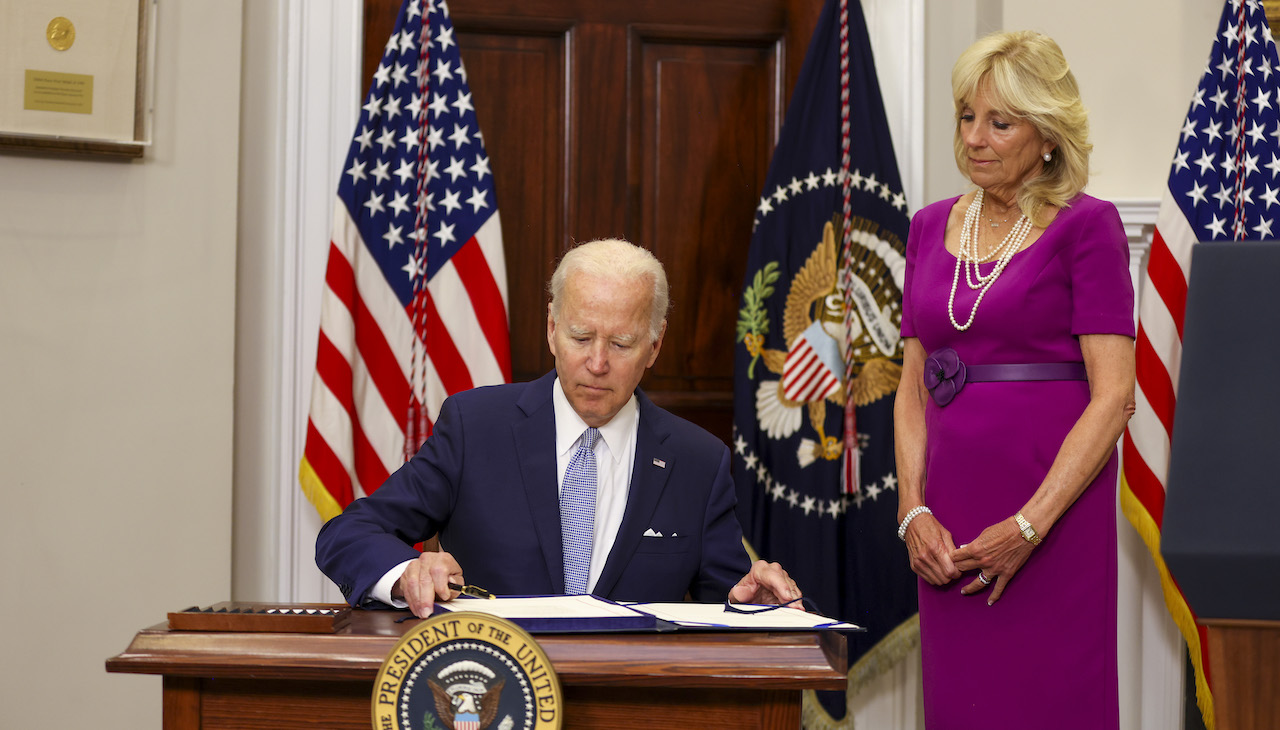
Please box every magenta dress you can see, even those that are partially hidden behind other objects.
[900,194,1134,729]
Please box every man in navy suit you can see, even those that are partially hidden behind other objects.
[317,239,799,617]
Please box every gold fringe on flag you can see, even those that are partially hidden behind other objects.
[299,457,344,523]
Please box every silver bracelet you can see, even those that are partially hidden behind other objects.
[897,506,932,541]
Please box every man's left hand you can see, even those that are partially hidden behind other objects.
[728,559,802,605]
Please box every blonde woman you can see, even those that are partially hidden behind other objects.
[894,31,1135,728]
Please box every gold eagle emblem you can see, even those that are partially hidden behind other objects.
[746,214,902,466]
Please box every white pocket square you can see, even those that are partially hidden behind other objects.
[643,528,663,537]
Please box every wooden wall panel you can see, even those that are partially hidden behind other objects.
[634,32,779,420]
[564,21,632,241]
[454,25,570,382]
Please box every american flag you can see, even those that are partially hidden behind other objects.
[1122,2,1280,726]
[300,0,510,521]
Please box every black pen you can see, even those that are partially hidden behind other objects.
[448,582,495,599]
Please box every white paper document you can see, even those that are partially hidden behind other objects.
[625,602,861,630]
[434,595,861,632]
[438,594,645,620]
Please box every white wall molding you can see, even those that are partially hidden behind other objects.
[864,0,926,211]
[275,0,362,602]
[1112,195,1186,730]
[1116,198,1159,245]
[1117,198,1158,283]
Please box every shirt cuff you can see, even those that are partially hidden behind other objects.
[370,559,415,608]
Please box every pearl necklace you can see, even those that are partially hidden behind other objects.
[948,189,1033,331]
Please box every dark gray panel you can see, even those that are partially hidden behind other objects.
[1162,240,1280,621]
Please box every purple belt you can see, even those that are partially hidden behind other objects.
[924,347,1087,406]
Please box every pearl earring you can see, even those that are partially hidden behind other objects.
[1043,152,1052,162]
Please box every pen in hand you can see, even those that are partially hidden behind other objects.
[448,582,495,599]
[394,583,492,624]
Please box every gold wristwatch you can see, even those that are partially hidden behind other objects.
[1014,512,1042,546]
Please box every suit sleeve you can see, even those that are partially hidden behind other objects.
[315,396,467,606]
[690,445,753,602]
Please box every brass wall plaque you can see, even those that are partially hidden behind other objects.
[24,70,94,114]
[1,0,150,157]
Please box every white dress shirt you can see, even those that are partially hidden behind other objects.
[551,376,637,593]
[371,377,638,605]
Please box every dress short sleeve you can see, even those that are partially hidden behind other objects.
[900,207,925,339]
[1069,199,1136,338]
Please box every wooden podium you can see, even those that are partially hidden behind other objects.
[1202,620,1280,730]
[1157,243,1280,730]
[107,607,847,729]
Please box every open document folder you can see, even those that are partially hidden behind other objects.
[432,595,862,633]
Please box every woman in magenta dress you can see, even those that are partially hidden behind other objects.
[894,31,1135,729]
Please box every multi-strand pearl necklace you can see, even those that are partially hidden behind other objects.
[948,189,1033,331]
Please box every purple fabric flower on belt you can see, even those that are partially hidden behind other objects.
[923,347,967,406]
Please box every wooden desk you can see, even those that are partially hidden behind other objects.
[107,609,847,729]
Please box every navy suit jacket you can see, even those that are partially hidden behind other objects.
[316,371,751,606]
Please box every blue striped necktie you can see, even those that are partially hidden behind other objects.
[561,427,600,594]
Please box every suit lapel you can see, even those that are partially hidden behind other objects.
[512,372,564,593]
[593,391,673,598]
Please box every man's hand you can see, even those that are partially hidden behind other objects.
[392,551,464,617]
[728,559,802,605]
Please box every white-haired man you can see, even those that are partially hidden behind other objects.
[318,239,800,616]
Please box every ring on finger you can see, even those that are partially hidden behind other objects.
[977,572,993,586]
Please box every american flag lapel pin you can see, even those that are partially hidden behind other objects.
[652,458,666,469]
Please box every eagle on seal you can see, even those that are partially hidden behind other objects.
[750,214,901,467]
[428,677,505,730]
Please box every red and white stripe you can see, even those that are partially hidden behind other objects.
[783,338,843,404]
[301,203,509,521]
[1120,187,1214,725]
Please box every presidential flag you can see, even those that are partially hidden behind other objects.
[1122,2,1280,727]
[301,0,510,521]
[732,0,917,724]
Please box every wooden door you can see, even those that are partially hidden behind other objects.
[364,0,821,443]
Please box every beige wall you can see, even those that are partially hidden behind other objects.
[232,0,284,607]
[0,2,243,729]
[1003,0,1221,201]
[923,0,1006,205]
[924,0,1221,205]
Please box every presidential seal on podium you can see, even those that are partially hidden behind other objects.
[372,613,562,730]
